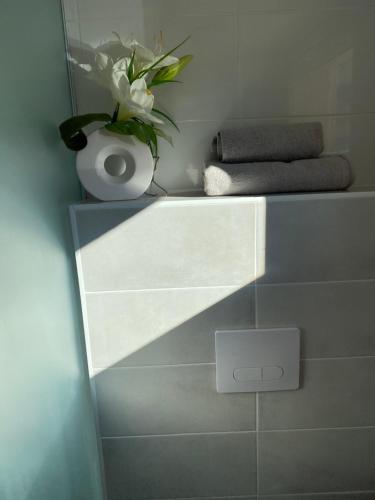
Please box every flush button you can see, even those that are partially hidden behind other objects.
[215,328,300,393]
[262,365,284,380]
[233,366,284,382]
[233,367,262,382]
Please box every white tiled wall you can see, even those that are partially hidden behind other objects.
[62,0,375,191]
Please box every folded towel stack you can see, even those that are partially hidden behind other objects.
[204,122,353,196]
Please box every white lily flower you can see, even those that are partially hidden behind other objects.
[110,58,163,123]
[124,38,179,74]
[75,50,114,89]
[96,39,132,61]
[75,36,178,91]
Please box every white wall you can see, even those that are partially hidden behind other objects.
[63,0,375,191]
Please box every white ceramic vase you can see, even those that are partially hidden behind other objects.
[76,129,154,201]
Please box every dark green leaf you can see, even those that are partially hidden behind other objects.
[105,121,135,136]
[112,102,120,123]
[59,113,111,151]
[131,121,152,144]
[152,108,180,132]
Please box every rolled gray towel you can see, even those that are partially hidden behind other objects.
[216,122,324,163]
[204,156,353,196]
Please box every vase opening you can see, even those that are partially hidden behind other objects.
[104,154,127,178]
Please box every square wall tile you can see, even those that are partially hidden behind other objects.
[75,200,257,291]
[142,0,237,17]
[140,13,238,121]
[257,194,375,284]
[86,286,254,368]
[238,0,375,12]
[259,428,375,495]
[95,364,256,436]
[79,17,146,47]
[238,9,375,118]
[103,433,257,499]
[77,0,143,20]
[259,358,375,430]
[259,494,375,500]
[257,281,375,358]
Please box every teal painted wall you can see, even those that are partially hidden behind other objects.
[0,1,104,499]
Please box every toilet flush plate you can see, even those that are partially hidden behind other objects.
[215,328,300,393]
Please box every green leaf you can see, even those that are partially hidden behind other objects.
[105,121,135,136]
[59,113,111,151]
[152,108,180,132]
[127,49,136,83]
[133,121,153,145]
[148,80,182,88]
[146,125,158,157]
[134,36,191,80]
[106,120,159,157]
[150,55,193,87]
[154,127,173,146]
[136,121,158,157]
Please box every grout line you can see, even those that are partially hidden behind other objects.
[260,425,375,433]
[108,491,375,500]
[85,278,375,295]
[254,255,260,500]
[234,0,241,125]
[85,279,375,296]
[253,199,259,286]
[301,355,375,362]
[135,497,257,500]
[255,392,260,499]
[148,497,256,500]
[173,111,375,124]
[257,277,375,287]
[143,492,375,500]
[101,425,375,441]
[85,283,254,295]
[93,354,375,372]
[93,362,216,372]
[261,491,375,498]
[102,430,257,440]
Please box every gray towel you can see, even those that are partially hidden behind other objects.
[204,156,353,196]
[216,122,324,163]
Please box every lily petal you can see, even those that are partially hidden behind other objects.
[130,78,154,114]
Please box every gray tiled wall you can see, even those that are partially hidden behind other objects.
[71,193,375,500]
